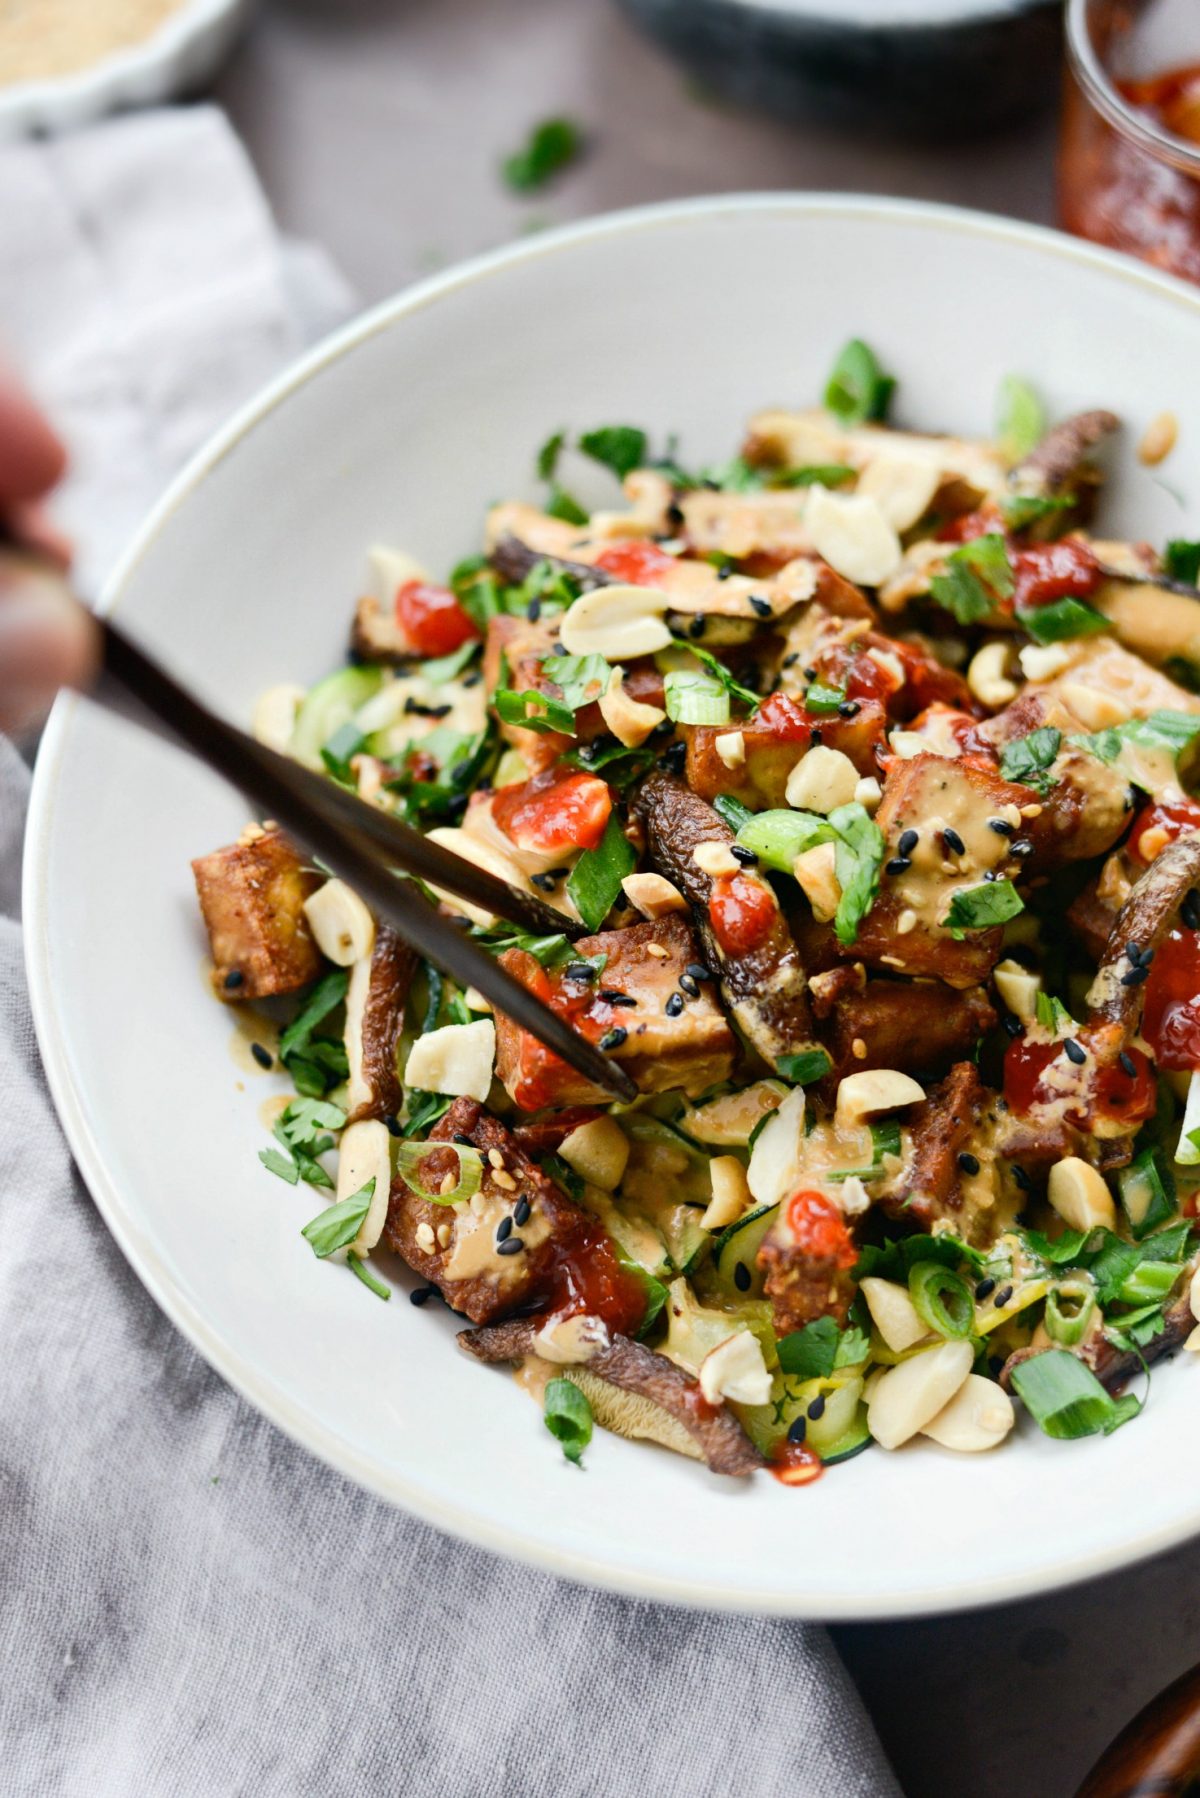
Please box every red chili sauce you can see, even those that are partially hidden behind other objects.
[592,538,678,586]
[1003,1028,1156,1129]
[493,763,613,854]
[709,873,776,957]
[539,1211,648,1338]
[771,1439,824,1486]
[394,579,479,657]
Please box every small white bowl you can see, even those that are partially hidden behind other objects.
[0,0,254,142]
[25,195,1200,1618]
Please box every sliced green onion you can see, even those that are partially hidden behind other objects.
[713,793,754,834]
[1043,1276,1096,1347]
[736,808,831,873]
[1176,1069,1200,1167]
[1117,1146,1177,1241]
[1010,1349,1139,1439]
[395,1142,483,1206]
[1018,599,1109,645]
[664,670,730,726]
[566,811,636,932]
[803,681,846,716]
[347,1252,390,1299]
[908,1260,974,1340]
[1117,1259,1185,1307]
[776,1049,832,1085]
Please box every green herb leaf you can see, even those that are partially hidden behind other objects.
[1035,990,1076,1033]
[540,653,612,711]
[777,1316,840,1379]
[403,1090,453,1137]
[944,878,1025,939]
[300,1180,375,1258]
[578,425,647,482]
[563,739,655,789]
[929,533,1013,625]
[1019,598,1109,644]
[259,1147,300,1185]
[999,726,1062,794]
[775,464,856,489]
[502,117,583,192]
[567,812,635,931]
[543,1376,593,1465]
[828,801,886,947]
[545,486,589,526]
[420,640,481,684]
[279,970,350,1066]
[996,374,1044,463]
[776,1049,833,1085]
[696,455,764,492]
[1000,493,1074,532]
[668,638,760,712]
[537,430,565,481]
[347,1252,390,1300]
[824,339,896,427]
[1072,710,1200,779]
[320,719,366,783]
[854,1231,985,1284]
[1165,540,1200,585]
[494,687,576,736]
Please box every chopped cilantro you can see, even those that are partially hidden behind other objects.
[1018,598,1109,644]
[1165,539,1200,585]
[776,1049,833,1085]
[567,813,636,932]
[929,533,1013,625]
[999,725,1061,794]
[543,1377,593,1465]
[996,374,1044,463]
[300,1180,375,1258]
[824,339,896,427]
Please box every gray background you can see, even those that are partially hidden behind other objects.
[213,3,1198,1793]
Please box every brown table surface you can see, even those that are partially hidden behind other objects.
[217,4,1200,1793]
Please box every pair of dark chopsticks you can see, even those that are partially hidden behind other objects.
[94,616,638,1102]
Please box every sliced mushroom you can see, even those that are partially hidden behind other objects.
[458,1318,764,1476]
[1086,836,1200,1035]
[345,925,417,1122]
[1011,409,1119,496]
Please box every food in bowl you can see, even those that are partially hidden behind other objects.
[192,338,1200,1484]
[0,0,189,86]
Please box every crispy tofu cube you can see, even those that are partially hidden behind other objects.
[192,827,321,1000]
[684,698,886,809]
[493,915,737,1110]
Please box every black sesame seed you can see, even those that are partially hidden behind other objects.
[223,969,245,991]
[730,844,758,868]
[898,829,919,856]
[1011,840,1034,858]
[1126,940,1144,965]
[1119,1051,1138,1079]
[716,564,733,581]
[664,992,684,1018]
[787,1414,807,1443]
[453,1132,475,1147]
[250,1043,273,1070]
[514,1196,532,1227]
[942,826,966,856]
[462,672,482,689]
[385,1115,403,1139]
[531,872,557,892]
[749,595,773,619]
[809,727,823,746]
[496,1236,524,1256]
[526,597,542,622]
[1003,1014,1023,1038]
[679,973,700,999]
[1120,966,1150,988]
[496,1215,513,1243]
[782,653,800,669]
[1011,1164,1032,1192]
[1183,889,1200,930]
[604,992,638,1008]
[565,961,597,982]
[685,962,712,982]
[958,1151,981,1176]
[549,641,565,656]
[982,869,999,882]
[598,1026,628,1051]
[410,1287,433,1307]
[664,742,687,774]
[838,700,861,718]
[803,666,817,681]
[734,1261,752,1292]
[993,1284,1014,1308]
[1064,1038,1087,1065]
[807,1394,826,1421]
[886,856,912,877]
[988,817,1013,837]
[975,1277,996,1301]
[1140,947,1155,966]
[688,615,707,640]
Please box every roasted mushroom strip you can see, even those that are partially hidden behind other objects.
[458,1318,764,1478]
[344,926,416,1122]
[1087,836,1200,1036]
[635,770,818,1064]
[1010,408,1119,498]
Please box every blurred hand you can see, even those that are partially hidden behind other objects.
[0,366,97,736]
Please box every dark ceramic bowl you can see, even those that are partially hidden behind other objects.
[617,0,1064,138]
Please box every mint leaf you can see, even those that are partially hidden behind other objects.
[300,1180,375,1258]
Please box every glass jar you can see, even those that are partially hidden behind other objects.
[1060,0,1200,281]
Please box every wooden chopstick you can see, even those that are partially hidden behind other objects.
[94,616,637,1103]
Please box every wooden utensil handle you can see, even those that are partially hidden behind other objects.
[1075,1661,1200,1796]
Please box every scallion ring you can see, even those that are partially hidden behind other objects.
[395,1141,483,1206]
[1043,1276,1096,1348]
[908,1261,974,1341]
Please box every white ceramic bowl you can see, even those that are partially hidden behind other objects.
[25,196,1200,1618]
[0,0,254,141]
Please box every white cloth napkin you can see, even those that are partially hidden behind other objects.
[0,106,901,1797]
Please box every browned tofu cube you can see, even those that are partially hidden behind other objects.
[849,755,1033,988]
[684,697,887,809]
[192,826,321,1000]
[493,915,737,1110]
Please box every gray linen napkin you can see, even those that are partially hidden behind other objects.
[0,108,901,1798]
